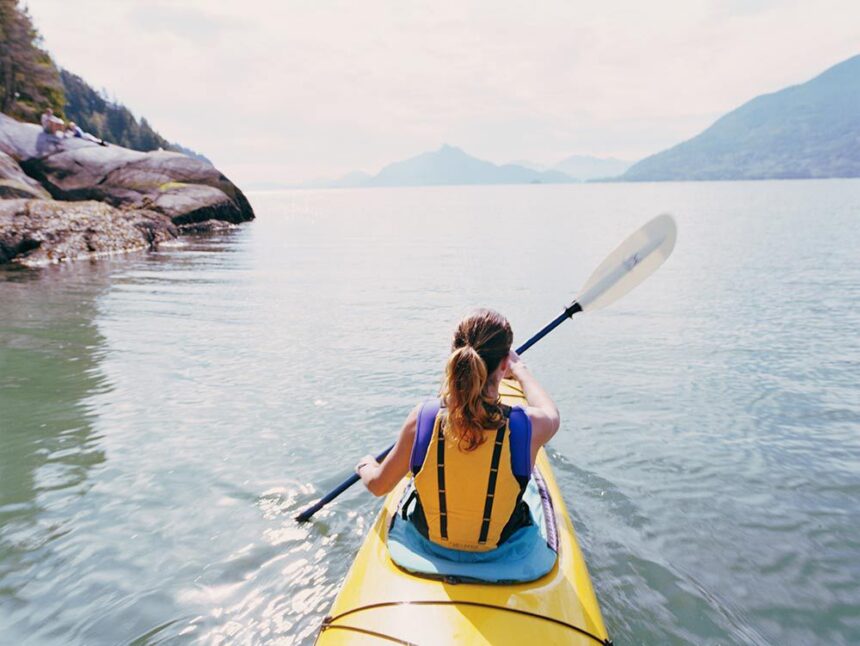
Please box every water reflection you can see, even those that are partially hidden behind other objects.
[0,262,110,642]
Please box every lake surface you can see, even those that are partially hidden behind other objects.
[1,181,859,645]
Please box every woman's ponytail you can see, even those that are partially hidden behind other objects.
[441,309,513,451]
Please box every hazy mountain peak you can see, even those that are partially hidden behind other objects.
[305,145,575,188]
[622,53,860,181]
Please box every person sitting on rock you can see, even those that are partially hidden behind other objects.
[40,108,65,135]
[66,122,108,146]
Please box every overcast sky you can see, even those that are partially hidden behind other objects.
[25,0,860,186]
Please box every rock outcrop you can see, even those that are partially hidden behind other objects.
[0,113,254,265]
[0,151,51,200]
[0,199,177,266]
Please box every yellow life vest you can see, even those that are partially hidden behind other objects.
[411,404,530,552]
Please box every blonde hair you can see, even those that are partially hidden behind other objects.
[441,309,513,451]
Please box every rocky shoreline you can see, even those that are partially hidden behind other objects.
[0,114,254,267]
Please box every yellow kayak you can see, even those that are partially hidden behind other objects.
[316,380,611,645]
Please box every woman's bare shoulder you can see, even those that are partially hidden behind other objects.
[401,402,422,437]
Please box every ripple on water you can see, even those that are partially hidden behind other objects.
[2,182,860,645]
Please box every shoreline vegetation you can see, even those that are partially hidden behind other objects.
[0,1,206,159]
[0,0,253,267]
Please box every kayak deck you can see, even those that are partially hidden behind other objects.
[316,380,610,645]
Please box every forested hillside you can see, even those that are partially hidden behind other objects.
[60,70,209,162]
[0,0,208,161]
[0,0,63,121]
[622,55,860,181]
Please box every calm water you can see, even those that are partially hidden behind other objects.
[1,181,859,645]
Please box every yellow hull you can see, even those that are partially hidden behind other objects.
[316,380,610,645]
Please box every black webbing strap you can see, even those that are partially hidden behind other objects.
[436,421,448,540]
[400,489,417,521]
[478,424,507,544]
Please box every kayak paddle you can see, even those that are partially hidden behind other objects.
[295,213,677,523]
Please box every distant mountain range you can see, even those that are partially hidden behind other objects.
[622,54,860,181]
[515,155,632,180]
[299,146,630,189]
[281,54,860,190]
[312,145,573,188]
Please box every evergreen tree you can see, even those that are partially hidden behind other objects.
[0,0,64,120]
[61,69,173,151]
[60,70,210,161]
[0,0,210,161]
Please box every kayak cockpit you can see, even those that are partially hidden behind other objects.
[387,468,559,584]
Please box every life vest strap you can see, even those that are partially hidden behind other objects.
[478,425,507,544]
[435,423,448,540]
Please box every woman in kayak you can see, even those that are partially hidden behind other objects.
[356,309,560,551]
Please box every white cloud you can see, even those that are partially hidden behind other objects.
[25,0,860,185]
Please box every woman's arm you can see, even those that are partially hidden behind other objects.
[507,351,560,463]
[355,404,419,496]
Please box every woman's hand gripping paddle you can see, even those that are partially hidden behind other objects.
[295,214,677,522]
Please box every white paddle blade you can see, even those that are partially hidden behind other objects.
[576,213,677,312]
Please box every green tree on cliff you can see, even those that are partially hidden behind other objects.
[59,69,208,161]
[0,0,209,161]
[0,0,65,120]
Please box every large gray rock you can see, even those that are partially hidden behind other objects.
[0,151,51,199]
[0,113,254,224]
[0,199,178,266]
[0,113,254,266]
[0,114,58,159]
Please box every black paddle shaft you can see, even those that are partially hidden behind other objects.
[514,301,581,354]
[294,300,582,523]
[294,447,392,523]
